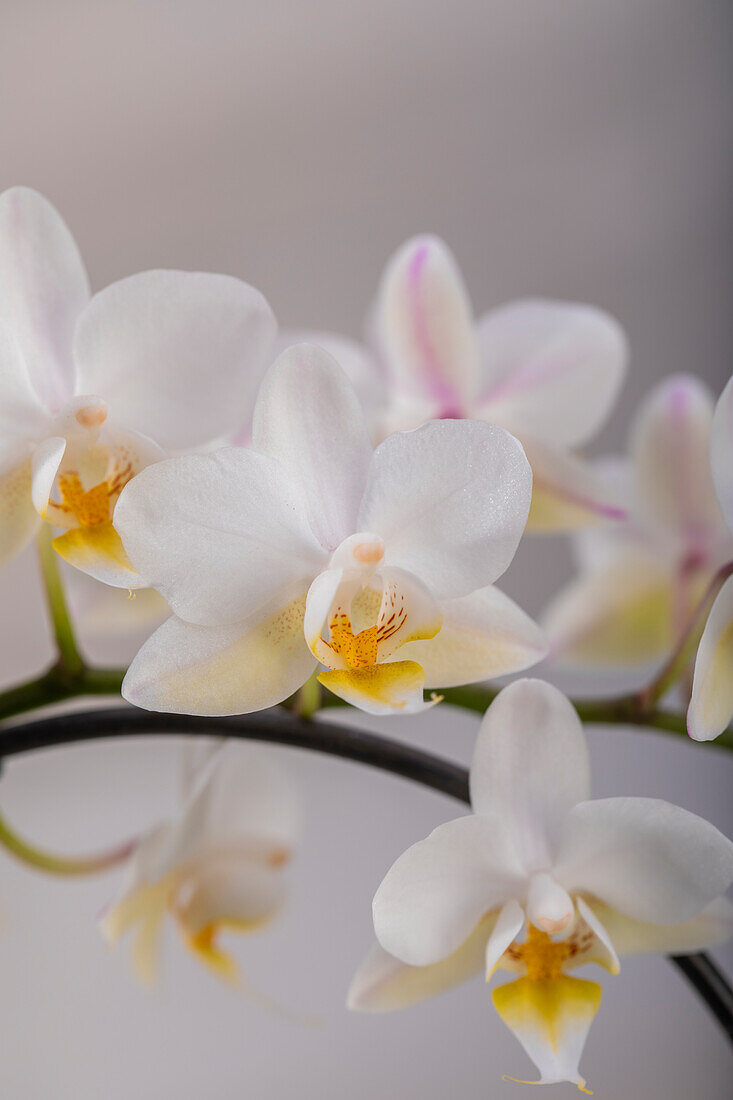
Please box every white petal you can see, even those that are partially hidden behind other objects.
[0,321,50,443]
[555,797,733,924]
[375,235,479,414]
[0,187,88,412]
[252,343,372,551]
[527,873,575,936]
[575,897,620,975]
[358,419,532,598]
[74,270,276,451]
[582,896,733,956]
[485,899,525,978]
[492,974,600,1091]
[476,299,627,447]
[711,374,733,532]
[122,596,315,717]
[398,585,547,688]
[372,814,523,967]
[114,448,326,626]
[348,919,493,1013]
[522,436,628,532]
[469,679,590,873]
[543,552,677,668]
[270,330,384,441]
[632,374,725,545]
[0,451,39,566]
[31,436,66,517]
[688,577,733,741]
[175,859,286,934]
[178,741,300,857]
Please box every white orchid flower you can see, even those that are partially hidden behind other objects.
[543,374,733,682]
[689,374,733,739]
[0,186,276,585]
[101,742,298,984]
[114,343,545,716]
[364,235,628,531]
[348,679,733,1091]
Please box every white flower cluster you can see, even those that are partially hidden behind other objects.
[1,187,731,1090]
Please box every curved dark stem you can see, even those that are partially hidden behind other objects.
[1,704,731,1045]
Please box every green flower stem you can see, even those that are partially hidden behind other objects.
[295,673,322,719]
[36,526,83,676]
[0,666,125,723]
[0,806,136,876]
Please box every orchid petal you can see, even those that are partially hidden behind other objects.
[252,343,372,551]
[555,797,733,924]
[469,679,590,873]
[31,436,66,518]
[632,374,725,545]
[375,235,479,414]
[347,917,495,1013]
[176,860,286,939]
[582,896,733,956]
[0,452,39,565]
[574,897,620,975]
[398,585,547,688]
[711,374,733,531]
[522,437,628,532]
[372,815,522,967]
[688,576,733,741]
[0,321,49,444]
[492,975,600,1092]
[359,419,532,598]
[542,553,676,667]
[114,448,326,627]
[0,187,88,412]
[485,899,526,978]
[74,270,276,451]
[53,522,142,589]
[122,596,315,716]
[318,661,434,715]
[270,330,384,441]
[476,300,627,447]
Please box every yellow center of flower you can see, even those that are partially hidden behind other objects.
[326,594,408,670]
[56,463,133,527]
[516,924,572,980]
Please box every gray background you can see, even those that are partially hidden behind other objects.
[0,1,731,1096]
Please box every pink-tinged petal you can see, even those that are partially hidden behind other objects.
[348,917,495,1013]
[711,374,733,532]
[372,815,523,967]
[114,448,326,627]
[469,680,590,873]
[476,299,627,447]
[632,374,726,548]
[688,576,733,741]
[398,585,547,689]
[375,235,479,414]
[359,419,532,598]
[0,187,88,412]
[555,797,733,924]
[492,974,601,1091]
[122,595,316,717]
[74,270,276,451]
[252,343,373,552]
[521,436,628,532]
